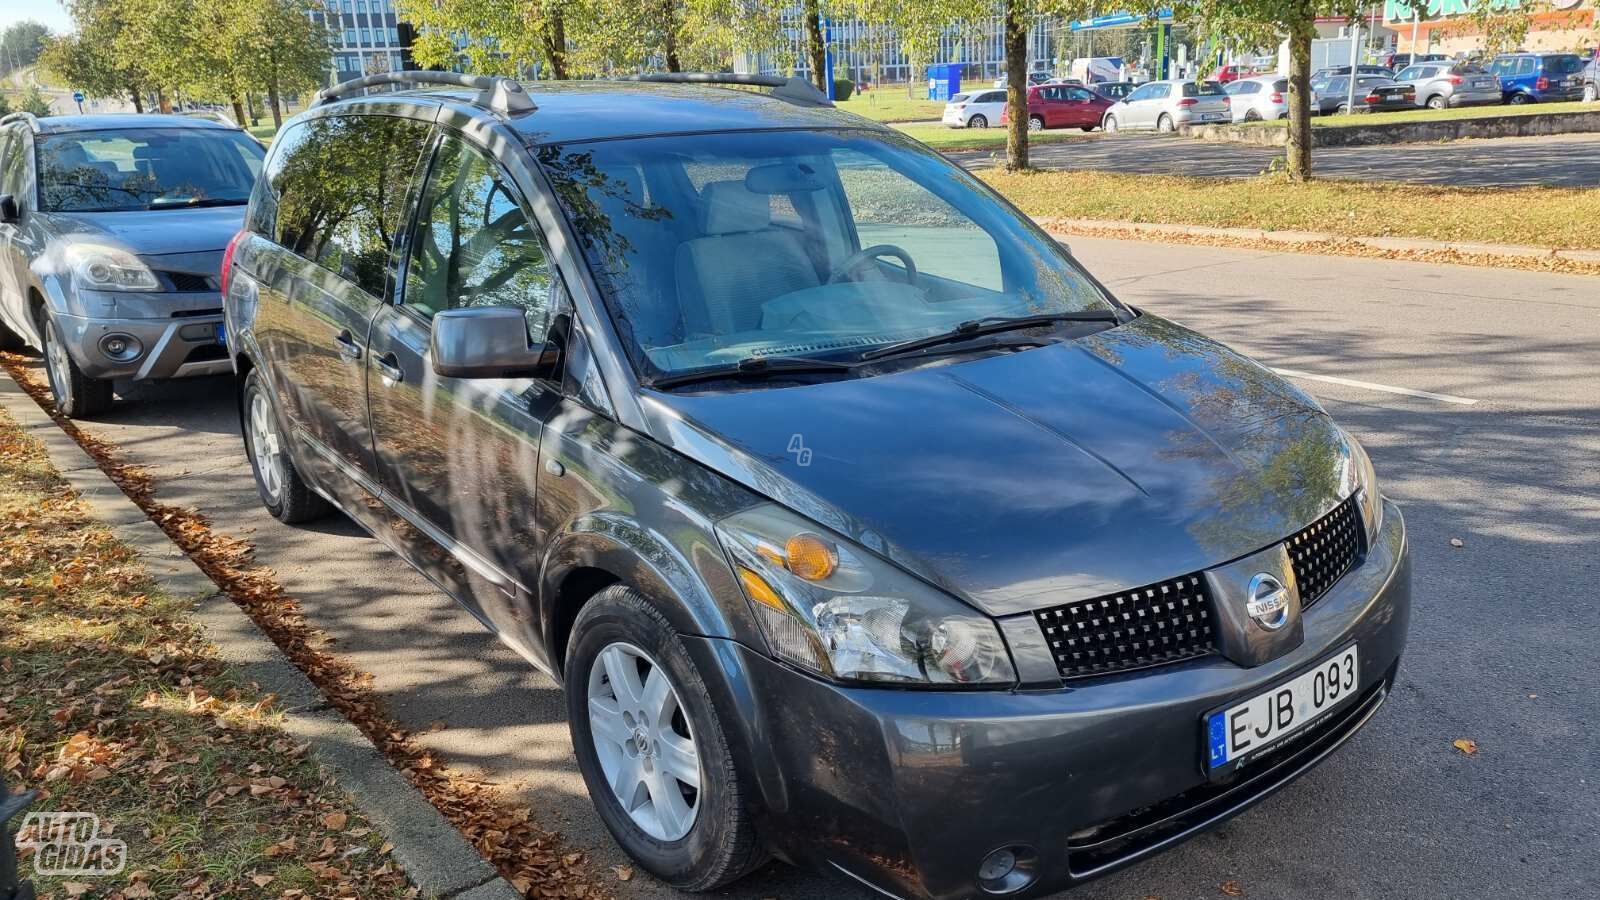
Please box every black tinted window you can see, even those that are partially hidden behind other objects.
[36,127,263,213]
[265,114,432,296]
[1543,55,1583,75]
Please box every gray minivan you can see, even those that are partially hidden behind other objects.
[225,71,1411,899]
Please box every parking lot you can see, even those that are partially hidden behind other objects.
[947,131,1600,187]
[20,236,1599,900]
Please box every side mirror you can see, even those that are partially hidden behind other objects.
[429,306,560,380]
[0,195,18,225]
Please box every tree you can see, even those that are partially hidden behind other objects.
[1168,0,1364,181]
[1,21,51,76]
[1447,0,1547,59]
[992,0,1101,171]
[398,0,574,78]
[229,0,334,128]
[803,0,828,91]
[40,0,148,112]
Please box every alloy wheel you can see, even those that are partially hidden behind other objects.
[968,114,987,128]
[587,641,702,842]
[247,388,285,502]
[1028,116,1043,131]
[43,321,74,413]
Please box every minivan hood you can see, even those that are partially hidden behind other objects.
[45,206,246,257]
[642,314,1354,616]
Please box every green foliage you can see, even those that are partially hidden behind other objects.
[0,93,10,117]
[832,77,855,100]
[19,85,51,117]
[1,21,51,75]
[1446,0,1546,58]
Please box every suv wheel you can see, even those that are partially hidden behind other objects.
[967,113,987,128]
[1509,92,1531,104]
[241,368,329,523]
[41,316,113,418]
[566,585,765,891]
[1426,95,1446,110]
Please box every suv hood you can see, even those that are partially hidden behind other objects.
[642,314,1355,617]
[44,206,246,257]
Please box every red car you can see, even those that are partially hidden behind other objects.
[999,83,1115,131]
[1213,65,1251,83]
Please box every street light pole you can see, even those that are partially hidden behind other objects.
[1346,21,1361,112]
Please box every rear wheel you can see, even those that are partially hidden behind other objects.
[1027,115,1044,131]
[1509,92,1531,104]
[1426,94,1446,110]
[1157,113,1175,132]
[41,316,113,418]
[241,367,330,523]
[1583,82,1597,103]
[967,113,988,128]
[566,585,765,891]
[1244,108,1261,122]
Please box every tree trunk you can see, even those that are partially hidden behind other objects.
[128,84,143,113]
[803,0,827,93]
[231,94,247,126]
[269,76,283,130]
[1003,0,1030,172]
[542,7,569,80]
[1285,23,1314,181]
[662,0,681,72]
[246,92,258,126]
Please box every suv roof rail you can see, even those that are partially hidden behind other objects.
[177,109,241,128]
[0,111,41,132]
[617,72,834,107]
[314,70,537,115]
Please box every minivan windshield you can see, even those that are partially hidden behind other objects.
[37,127,265,213]
[538,129,1118,379]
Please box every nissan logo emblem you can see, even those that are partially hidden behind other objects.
[1246,572,1291,630]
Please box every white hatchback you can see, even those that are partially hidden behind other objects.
[1224,75,1290,122]
[942,89,1008,128]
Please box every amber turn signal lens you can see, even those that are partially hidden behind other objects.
[737,566,786,610]
[784,533,837,581]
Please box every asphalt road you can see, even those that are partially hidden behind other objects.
[946,131,1600,186]
[23,240,1600,899]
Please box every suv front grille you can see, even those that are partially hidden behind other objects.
[1287,496,1364,611]
[1034,573,1217,681]
[162,271,216,292]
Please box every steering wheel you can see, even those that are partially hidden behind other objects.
[827,244,918,286]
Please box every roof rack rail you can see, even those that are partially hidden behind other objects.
[0,111,41,132]
[315,70,536,115]
[177,109,240,128]
[617,72,833,107]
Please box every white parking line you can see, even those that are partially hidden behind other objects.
[1270,368,1479,406]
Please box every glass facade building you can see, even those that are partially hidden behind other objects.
[311,0,412,84]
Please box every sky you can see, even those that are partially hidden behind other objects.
[2,0,73,36]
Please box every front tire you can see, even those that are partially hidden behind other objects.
[566,586,765,891]
[241,367,329,524]
[967,113,987,128]
[1509,92,1531,104]
[1027,115,1045,131]
[41,316,113,418]
[1104,114,1119,132]
[1583,83,1597,103]
[1426,95,1446,110]
[1157,113,1175,132]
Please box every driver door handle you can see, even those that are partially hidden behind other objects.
[373,351,404,385]
[334,330,362,361]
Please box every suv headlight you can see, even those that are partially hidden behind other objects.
[1341,430,1383,542]
[716,504,1016,687]
[64,244,160,291]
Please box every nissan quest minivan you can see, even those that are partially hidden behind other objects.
[223,72,1410,899]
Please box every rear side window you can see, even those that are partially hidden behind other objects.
[949,93,970,103]
[265,114,432,297]
[978,91,1005,103]
[1543,55,1582,75]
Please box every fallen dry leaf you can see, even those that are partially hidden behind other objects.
[614,864,634,881]
[1220,881,1244,897]
[322,811,348,830]
[1453,738,1478,756]
[1449,537,1464,548]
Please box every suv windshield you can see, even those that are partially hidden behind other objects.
[538,129,1117,379]
[37,127,265,213]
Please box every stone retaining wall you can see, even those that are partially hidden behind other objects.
[1182,107,1600,147]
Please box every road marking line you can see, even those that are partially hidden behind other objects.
[1270,368,1479,406]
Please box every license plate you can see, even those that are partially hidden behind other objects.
[214,322,227,346]
[1201,113,1223,120]
[1205,645,1359,770]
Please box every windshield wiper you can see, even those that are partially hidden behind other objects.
[148,197,248,209]
[647,355,858,390]
[858,311,1124,362]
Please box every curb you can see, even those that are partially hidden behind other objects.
[0,373,523,900]
[1036,217,1600,266]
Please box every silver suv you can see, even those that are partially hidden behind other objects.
[1393,62,1502,109]
[0,112,264,416]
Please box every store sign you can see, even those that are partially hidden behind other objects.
[1386,0,1583,20]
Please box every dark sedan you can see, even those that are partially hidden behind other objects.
[1312,75,1416,115]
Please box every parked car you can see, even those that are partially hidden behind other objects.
[1093,80,1137,100]
[1382,51,1448,71]
[1585,48,1600,102]
[1102,79,1231,132]
[1211,64,1252,83]
[0,112,264,417]
[1000,82,1115,131]
[1311,64,1396,81]
[993,70,1052,88]
[226,69,1409,900]
[1311,75,1415,115]
[1223,75,1290,121]
[1393,62,1502,109]
[941,89,1007,128]
[1488,52,1586,103]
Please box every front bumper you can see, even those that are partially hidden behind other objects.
[54,308,231,381]
[725,499,1410,899]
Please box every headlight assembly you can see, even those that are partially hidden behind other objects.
[1341,431,1383,542]
[716,504,1016,688]
[64,244,160,292]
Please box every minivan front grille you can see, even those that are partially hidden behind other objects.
[1034,573,1217,680]
[1286,496,1364,611]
